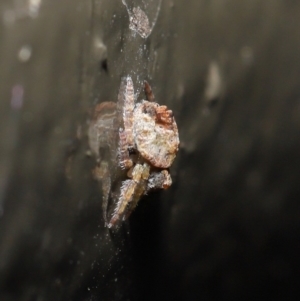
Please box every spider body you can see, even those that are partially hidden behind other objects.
[88,76,179,228]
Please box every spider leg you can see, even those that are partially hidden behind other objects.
[102,175,111,225]
[122,170,150,221]
[108,163,150,228]
[144,80,155,102]
[108,179,136,228]
[118,128,133,169]
[122,163,150,221]
[93,161,111,225]
[117,76,135,150]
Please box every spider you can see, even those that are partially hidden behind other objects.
[88,76,179,228]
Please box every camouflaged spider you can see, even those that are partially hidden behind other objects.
[88,76,179,228]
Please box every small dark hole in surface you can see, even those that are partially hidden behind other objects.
[100,59,108,73]
[207,96,220,107]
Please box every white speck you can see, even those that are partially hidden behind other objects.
[18,45,32,62]
[204,61,223,102]
[93,38,107,61]
[115,278,118,282]
[85,150,92,157]
[87,287,90,291]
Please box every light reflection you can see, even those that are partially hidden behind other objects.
[18,45,32,62]
[2,0,42,24]
[11,85,24,110]
[2,10,16,25]
[28,0,42,18]
[0,84,24,215]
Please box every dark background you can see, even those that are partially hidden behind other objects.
[1,0,300,300]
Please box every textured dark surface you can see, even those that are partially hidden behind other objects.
[1,0,300,300]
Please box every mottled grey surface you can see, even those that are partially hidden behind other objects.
[0,0,300,300]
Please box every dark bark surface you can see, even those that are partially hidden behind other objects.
[1,0,300,300]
